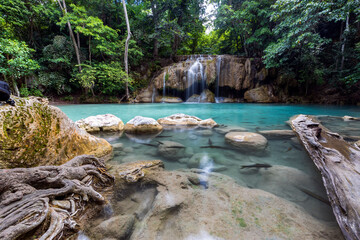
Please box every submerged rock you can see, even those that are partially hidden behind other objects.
[225,132,268,152]
[157,113,218,129]
[239,165,334,221]
[125,116,163,134]
[76,114,124,132]
[258,129,295,139]
[214,126,248,135]
[84,160,342,240]
[0,97,112,168]
[194,129,213,136]
[158,141,186,159]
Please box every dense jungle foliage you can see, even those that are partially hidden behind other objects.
[0,0,359,100]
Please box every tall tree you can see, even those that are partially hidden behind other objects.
[56,0,82,72]
[122,0,131,100]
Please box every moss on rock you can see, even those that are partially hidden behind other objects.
[0,97,112,168]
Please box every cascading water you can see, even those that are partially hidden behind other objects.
[215,56,222,103]
[151,86,156,103]
[162,67,172,102]
[186,57,207,101]
[162,69,166,102]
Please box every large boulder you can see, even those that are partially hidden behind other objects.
[186,90,215,103]
[75,114,124,132]
[244,85,277,103]
[157,96,183,103]
[135,87,157,103]
[124,116,163,134]
[0,97,112,168]
[157,113,218,129]
[225,132,268,152]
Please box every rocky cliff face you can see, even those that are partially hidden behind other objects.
[0,97,112,168]
[143,55,274,102]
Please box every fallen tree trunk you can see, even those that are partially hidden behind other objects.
[290,114,360,240]
[0,155,114,240]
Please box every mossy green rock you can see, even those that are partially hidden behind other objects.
[0,97,112,168]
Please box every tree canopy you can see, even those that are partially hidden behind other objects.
[0,0,359,99]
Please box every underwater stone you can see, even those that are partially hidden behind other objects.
[258,130,295,139]
[158,141,186,160]
[102,162,343,240]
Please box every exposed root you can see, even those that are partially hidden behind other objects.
[0,155,114,240]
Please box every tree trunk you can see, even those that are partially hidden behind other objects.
[153,38,159,58]
[89,36,92,64]
[4,75,19,97]
[57,0,82,73]
[122,0,131,100]
[77,32,81,50]
[290,115,360,240]
[151,1,159,58]
[340,13,350,73]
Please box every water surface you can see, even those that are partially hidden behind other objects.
[60,103,360,223]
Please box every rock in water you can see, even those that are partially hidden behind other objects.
[225,132,268,152]
[0,97,112,168]
[124,116,163,134]
[157,113,218,129]
[76,114,124,132]
[158,141,185,160]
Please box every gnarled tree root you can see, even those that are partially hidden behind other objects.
[0,155,114,240]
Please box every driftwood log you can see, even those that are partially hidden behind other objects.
[290,114,360,240]
[0,155,114,240]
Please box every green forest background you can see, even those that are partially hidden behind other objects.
[0,0,359,101]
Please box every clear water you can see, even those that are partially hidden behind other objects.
[59,103,360,128]
[59,103,360,222]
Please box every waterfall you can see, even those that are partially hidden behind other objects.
[215,56,221,98]
[186,57,205,100]
[151,86,156,103]
[162,69,166,102]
